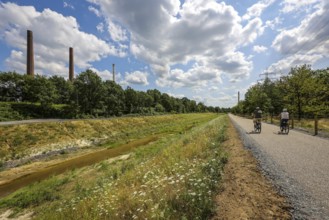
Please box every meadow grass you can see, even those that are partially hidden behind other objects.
[294,118,329,133]
[0,175,70,217]
[264,117,329,134]
[30,114,229,220]
[0,114,216,161]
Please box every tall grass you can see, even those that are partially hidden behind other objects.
[0,114,217,161]
[35,115,228,220]
[0,176,70,214]
[264,117,329,134]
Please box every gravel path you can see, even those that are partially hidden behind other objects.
[229,114,329,219]
[0,119,66,126]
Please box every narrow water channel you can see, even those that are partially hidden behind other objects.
[0,135,158,198]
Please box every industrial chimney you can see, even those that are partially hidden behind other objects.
[112,63,115,82]
[69,47,74,81]
[238,91,240,104]
[26,30,34,76]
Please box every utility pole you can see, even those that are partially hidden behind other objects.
[26,30,34,77]
[258,72,276,82]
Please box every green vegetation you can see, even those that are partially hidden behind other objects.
[0,114,217,162]
[0,70,230,121]
[264,117,329,134]
[0,176,69,210]
[232,65,329,121]
[0,102,25,121]
[0,114,228,219]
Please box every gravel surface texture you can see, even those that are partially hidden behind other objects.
[0,119,66,126]
[229,114,329,220]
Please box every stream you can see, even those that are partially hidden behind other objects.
[0,135,158,198]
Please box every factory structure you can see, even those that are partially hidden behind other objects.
[25,30,116,82]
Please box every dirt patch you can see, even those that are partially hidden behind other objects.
[212,120,292,219]
[0,209,32,220]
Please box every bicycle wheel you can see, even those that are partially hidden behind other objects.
[259,123,262,133]
[255,122,260,133]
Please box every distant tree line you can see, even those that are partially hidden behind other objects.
[0,69,229,119]
[232,64,329,119]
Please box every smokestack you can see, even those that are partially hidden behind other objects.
[26,30,34,76]
[69,47,74,81]
[112,63,115,82]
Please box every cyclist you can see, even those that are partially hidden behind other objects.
[279,108,289,130]
[253,107,262,129]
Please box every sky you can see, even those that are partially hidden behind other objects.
[0,0,328,108]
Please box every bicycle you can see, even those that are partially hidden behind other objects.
[254,119,261,133]
[280,120,289,134]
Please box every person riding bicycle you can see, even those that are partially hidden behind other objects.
[279,108,289,129]
[253,107,262,128]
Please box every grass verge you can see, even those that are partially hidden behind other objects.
[35,115,228,219]
[0,114,216,162]
[0,114,228,219]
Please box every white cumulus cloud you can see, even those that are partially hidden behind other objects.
[88,0,263,88]
[0,2,125,77]
[280,0,321,13]
[124,70,149,85]
[253,45,268,53]
[269,1,329,73]
[88,6,101,17]
[243,0,275,20]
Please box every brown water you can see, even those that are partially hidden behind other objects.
[0,135,158,198]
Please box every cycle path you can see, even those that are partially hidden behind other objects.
[229,114,329,219]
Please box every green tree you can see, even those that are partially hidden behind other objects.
[73,69,105,115]
[244,83,271,114]
[124,86,138,114]
[146,89,161,107]
[154,103,165,112]
[160,93,173,112]
[174,98,185,113]
[48,75,73,104]
[135,91,154,114]
[197,102,206,112]
[103,80,125,116]
[22,75,57,107]
[282,65,314,120]
[311,68,329,116]
[261,78,284,115]
[189,100,197,112]
[181,97,191,113]
[0,72,24,101]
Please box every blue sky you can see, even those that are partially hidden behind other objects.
[0,0,328,107]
